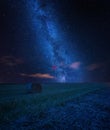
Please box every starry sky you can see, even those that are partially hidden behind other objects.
[0,0,110,83]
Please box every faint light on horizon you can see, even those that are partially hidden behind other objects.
[58,75,66,82]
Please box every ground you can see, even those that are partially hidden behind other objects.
[0,83,110,130]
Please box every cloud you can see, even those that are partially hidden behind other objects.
[20,73,55,79]
[87,63,103,71]
[69,62,81,69]
[0,56,23,66]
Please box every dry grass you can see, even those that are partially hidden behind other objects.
[0,83,104,123]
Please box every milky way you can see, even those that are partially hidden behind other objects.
[0,0,110,82]
[26,0,84,82]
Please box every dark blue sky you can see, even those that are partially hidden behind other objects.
[0,0,110,82]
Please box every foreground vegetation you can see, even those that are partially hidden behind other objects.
[0,83,105,123]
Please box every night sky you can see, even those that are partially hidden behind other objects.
[0,0,110,82]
